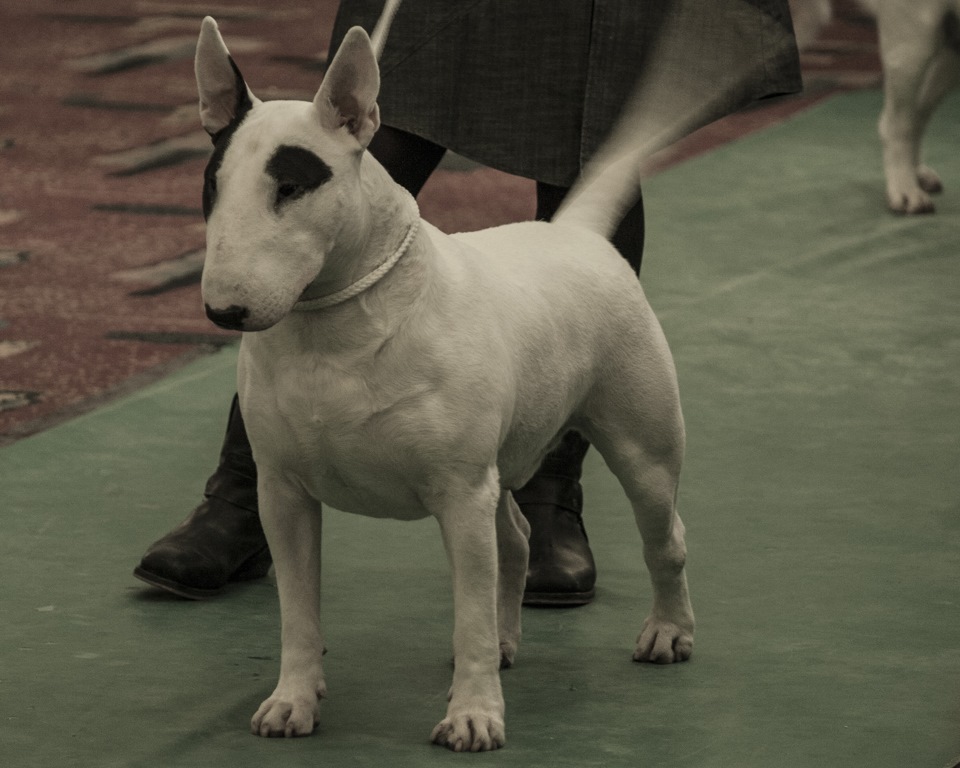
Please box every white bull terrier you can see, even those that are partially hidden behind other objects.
[789,0,960,213]
[195,17,694,751]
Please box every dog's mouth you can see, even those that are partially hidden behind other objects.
[295,269,326,302]
[296,285,315,302]
[291,272,333,311]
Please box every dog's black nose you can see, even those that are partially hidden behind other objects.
[205,303,249,331]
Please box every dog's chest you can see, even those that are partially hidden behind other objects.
[238,335,442,520]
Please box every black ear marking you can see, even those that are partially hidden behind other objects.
[208,56,253,145]
[266,145,333,210]
[201,56,254,220]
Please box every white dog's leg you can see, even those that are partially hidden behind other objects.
[914,47,960,194]
[876,10,944,213]
[496,491,530,669]
[633,489,694,665]
[429,470,506,752]
[611,451,694,664]
[588,383,694,664]
[250,470,326,738]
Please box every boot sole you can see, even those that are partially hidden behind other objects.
[522,588,596,608]
[133,566,224,600]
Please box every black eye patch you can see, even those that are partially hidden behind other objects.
[266,145,333,209]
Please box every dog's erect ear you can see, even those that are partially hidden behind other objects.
[195,17,256,138]
[313,26,381,148]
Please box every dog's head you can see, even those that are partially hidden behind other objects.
[196,18,381,331]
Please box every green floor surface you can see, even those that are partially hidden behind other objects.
[2,89,959,767]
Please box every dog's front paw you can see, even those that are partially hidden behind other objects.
[633,616,693,664]
[431,711,505,752]
[251,686,324,738]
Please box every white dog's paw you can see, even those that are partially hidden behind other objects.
[633,616,694,664]
[917,165,943,195]
[887,184,936,215]
[430,711,506,752]
[250,686,324,738]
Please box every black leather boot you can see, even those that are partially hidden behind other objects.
[133,395,270,599]
[514,431,596,607]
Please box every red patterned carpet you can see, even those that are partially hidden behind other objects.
[0,0,879,444]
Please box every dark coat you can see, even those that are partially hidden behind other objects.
[330,1,801,186]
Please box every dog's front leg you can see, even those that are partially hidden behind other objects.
[250,469,325,738]
[430,473,506,752]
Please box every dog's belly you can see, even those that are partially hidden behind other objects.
[295,450,433,521]
[496,429,570,491]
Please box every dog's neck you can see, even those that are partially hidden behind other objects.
[295,153,421,310]
[294,199,420,312]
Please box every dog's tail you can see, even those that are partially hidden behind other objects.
[553,3,797,241]
[552,85,749,241]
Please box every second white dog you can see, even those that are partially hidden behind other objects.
[867,0,960,213]
[790,0,960,213]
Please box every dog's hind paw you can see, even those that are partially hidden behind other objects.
[498,641,517,670]
[917,165,943,195]
[431,713,505,752]
[633,616,694,664]
[251,691,321,738]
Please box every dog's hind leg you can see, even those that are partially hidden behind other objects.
[250,469,326,738]
[914,46,960,195]
[876,8,949,213]
[584,346,694,665]
[592,424,694,664]
[429,468,506,752]
[496,490,530,669]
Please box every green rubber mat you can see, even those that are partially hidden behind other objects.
[2,89,959,767]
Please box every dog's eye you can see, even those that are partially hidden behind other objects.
[277,182,302,200]
[275,182,306,207]
[266,145,333,211]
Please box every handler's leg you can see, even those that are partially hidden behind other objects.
[368,124,446,195]
[134,394,269,598]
